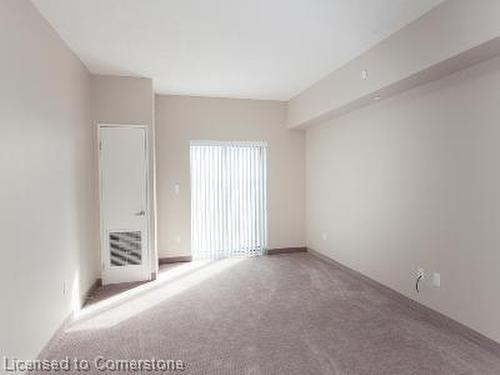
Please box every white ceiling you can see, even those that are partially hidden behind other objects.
[32,0,443,100]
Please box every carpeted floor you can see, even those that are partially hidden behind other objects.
[38,253,500,374]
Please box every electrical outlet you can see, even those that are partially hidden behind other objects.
[417,267,425,279]
[322,232,327,241]
[415,267,425,294]
[433,272,441,287]
[174,184,180,194]
[175,235,181,244]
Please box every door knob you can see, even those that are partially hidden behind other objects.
[135,210,146,216]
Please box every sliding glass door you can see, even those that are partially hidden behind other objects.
[190,141,267,259]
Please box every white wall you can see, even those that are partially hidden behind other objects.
[156,95,305,257]
[0,0,98,364]
[306,55,500,342]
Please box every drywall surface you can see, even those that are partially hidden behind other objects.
[288,0,500,128]
[0,0,98,365]
[156,95,305,257]
[91,75,158,277]
[91,75,154,126]
[306,55,500,342]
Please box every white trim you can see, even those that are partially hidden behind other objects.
[190,140,268,147]
[99,124,147,129]
[97,123,153,282]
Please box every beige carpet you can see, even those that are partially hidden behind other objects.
[37,253,500,374]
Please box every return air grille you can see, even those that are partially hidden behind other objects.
[109,231,142,266]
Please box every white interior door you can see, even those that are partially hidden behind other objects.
[99,126,150,285]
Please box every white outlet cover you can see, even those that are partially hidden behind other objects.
[417,267,425,278]
[175,236,181,244]
[174,184,180,194]
[322,232,327,241]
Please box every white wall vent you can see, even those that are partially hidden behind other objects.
[109,231,142,266]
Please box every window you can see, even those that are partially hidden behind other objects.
[190,141,267,259]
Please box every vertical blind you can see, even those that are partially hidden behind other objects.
[190,141,267,259]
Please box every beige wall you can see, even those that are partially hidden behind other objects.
[91,75,154,126]
[156,95,305,257]
[0,0,98,363]
[288,0,500,128]
[91,75,158,276]
[306,55,500,342]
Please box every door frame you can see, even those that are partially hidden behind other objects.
[97,124,153,283]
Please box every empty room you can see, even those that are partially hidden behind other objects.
[2,0,500,373]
